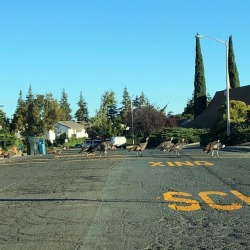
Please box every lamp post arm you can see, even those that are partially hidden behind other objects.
[196,34,226,45]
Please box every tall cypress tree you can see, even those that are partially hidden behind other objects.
[194,34,207,117]
[228,35,240,88]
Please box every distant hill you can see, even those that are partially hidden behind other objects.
[183,85,250,129]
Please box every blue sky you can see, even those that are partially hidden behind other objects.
[0,0,249,119]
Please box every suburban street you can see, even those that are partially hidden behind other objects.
[0,146,249,250]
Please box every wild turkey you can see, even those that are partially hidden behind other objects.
[0,151,16,163]
[78,144,92,155]
[128,137,149,157]
[155,137,174,153]
[78,144,96,157]
[47,147,63,159]
[78,141,114,159]
[54,148,63,159]
[95,141,114,159]
[169,139,186,156]
[203,140,225,158]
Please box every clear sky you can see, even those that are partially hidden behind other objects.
[0,0,249,119]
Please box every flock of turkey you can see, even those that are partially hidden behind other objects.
[77,137,225,158]
[0,138,226,162]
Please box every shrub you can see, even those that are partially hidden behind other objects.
[210,100,250,145]
[149,127,208,147]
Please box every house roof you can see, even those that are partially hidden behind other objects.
[57,121,86,129]
[183,85,250,129]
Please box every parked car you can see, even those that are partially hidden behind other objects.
[82,139,92,147]
[110,136,127,149]
[82,139,102,148]
[92,139,102,147]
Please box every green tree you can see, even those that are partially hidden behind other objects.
[74,91,89,122]
[96,90,116,122]
[137,91,149,108]
[25,85,42,136]
[182,93,194,119]
[228,35,240,88]
[133,105,168,138]
[43,93,60,131]
[11,90,28,134]
[59,89,72,121]
[182,92,212,119]
[211,100,250,134]
[120,87,131,126]
[0,109,8,133]
[0,109,16,150]
[88,90,121,138]
[133,92,149,109]
[194,34,207,117]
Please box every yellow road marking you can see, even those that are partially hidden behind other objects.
[198,191,242,210]
[163,189,249,211]
[150,160,214,167]
[149,162,165,167]
[230,190,250,205]
[163,192,201,211]
[175,161,195,167]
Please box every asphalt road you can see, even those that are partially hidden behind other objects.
[0,147,249,250]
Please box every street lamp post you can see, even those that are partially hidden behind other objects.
[130,97,134,145]
[196,34,230,136]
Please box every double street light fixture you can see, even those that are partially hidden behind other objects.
[196,34,231,136]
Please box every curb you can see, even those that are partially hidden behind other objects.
[224,146,250,153]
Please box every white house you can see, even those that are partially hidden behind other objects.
[46,121,88,143]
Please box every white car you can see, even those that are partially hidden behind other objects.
[110,136,127,149]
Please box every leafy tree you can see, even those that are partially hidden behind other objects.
[75,91,89,122]
[88,90,122,138]
[194,34,207,117]
[12,90,60,137]
[0,109,8,133]
[132,105,169,138]
[211,100,250,135]
[182,93,194,119]
[227,100,250,123]
[228,35,240,88]
[25,85,42,136]
[0,109,18,150]
[43,93,60,131]
[59,89,72,121]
